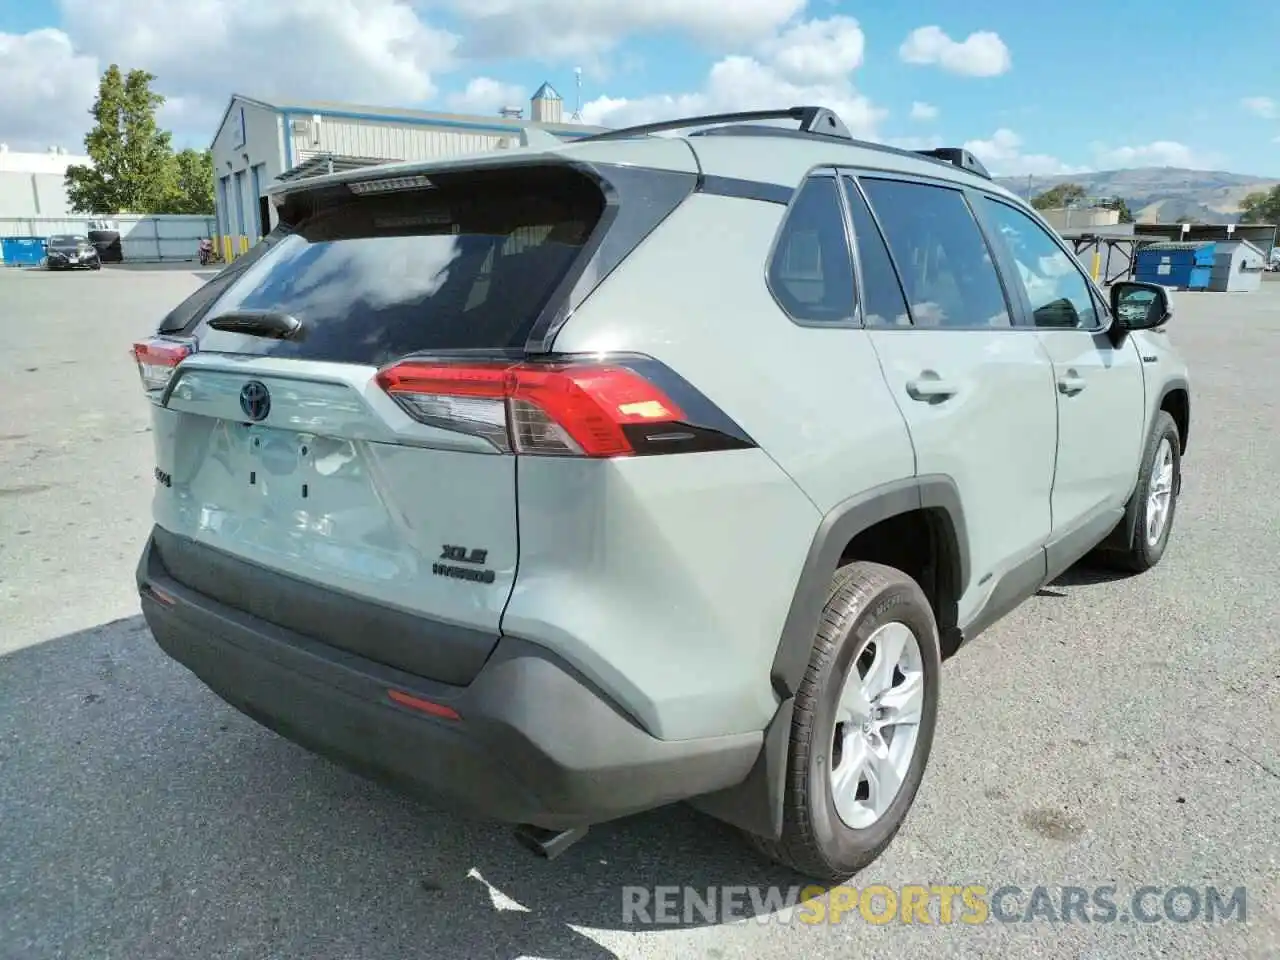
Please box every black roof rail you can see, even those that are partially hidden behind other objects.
[572,106,995,182]
[575,106,853,143]
[913,147,991,180]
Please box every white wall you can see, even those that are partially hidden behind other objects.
[0,148,93,218]
[1040,207,1121,230]
[211,98,287,238]
[0,172,79,217]
[0,148,92,174]
[0,213,217,262]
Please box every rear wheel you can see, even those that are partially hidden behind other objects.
[746,562,941,881]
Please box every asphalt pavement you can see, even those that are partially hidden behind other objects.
[1,265,1277,959]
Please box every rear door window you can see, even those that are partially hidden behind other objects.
[191,165,606,366]
[842,177,911,327]
[859,178,1011,328]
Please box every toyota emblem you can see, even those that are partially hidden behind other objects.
[239,381,271,421]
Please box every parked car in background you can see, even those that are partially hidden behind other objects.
[45,235,102,271]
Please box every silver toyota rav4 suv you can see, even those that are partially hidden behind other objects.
[134,107,1190,881]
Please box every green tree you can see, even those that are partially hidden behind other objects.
[64,65,174,214]
[159,148,215,215]
[1239,185,1280,225]
[1110,196,1135,223]
[1031,182,1087,211]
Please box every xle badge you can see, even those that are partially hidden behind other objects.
[433,545,495,584]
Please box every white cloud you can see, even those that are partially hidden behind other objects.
[443,77,527,115]
[1091,141,1207,169]
[1241,96,1277,119]
[446,0,805,60]
[53,0,458,137]
[0,29,101,151]
[758,15,865,83]
[580,18,883,139]
[899,25,1011,77]
[909,101,939,121]
[964,131,1221,176]
[962,128,1088,177]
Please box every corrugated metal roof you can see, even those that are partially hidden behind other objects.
[532,82,561,101]
[228,93,596,134]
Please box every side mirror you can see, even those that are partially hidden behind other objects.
[1110,281,1171,331]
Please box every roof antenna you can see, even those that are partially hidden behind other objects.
[570,66,583,123]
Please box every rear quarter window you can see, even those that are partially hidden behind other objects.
[766,175,856,325]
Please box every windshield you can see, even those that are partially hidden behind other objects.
[48,235,86,245]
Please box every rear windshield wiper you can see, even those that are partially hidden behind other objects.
[206,310,304,340]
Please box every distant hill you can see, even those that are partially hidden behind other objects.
[993,167,1279,223]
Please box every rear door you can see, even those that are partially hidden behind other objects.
[845,174,1059,623]
[140,163,622,680]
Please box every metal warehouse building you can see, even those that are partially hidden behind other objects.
[210,82,600,258]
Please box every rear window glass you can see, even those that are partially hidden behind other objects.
[192,165,605,365]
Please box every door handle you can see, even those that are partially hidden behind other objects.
[905,374,958,402]
[1057,372,1086,396]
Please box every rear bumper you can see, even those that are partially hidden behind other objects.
[137,530,761,829]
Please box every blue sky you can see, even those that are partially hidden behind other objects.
[2,0,1278,176]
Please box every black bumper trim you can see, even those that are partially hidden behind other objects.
[148,527,499,686]
[138,534,762,829]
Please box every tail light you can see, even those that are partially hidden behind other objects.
[132,337,194,397]
[375,356,753,458]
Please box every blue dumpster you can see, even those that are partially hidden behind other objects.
[1,237,48,267]
[1134,241,1215,290]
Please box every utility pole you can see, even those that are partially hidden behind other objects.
[570,67,584,123]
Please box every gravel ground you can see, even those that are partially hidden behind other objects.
[1,266,1277,959]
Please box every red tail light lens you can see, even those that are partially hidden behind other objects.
[132,337,194,395]
[376,359,688,457]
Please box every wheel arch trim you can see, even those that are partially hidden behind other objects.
[768,475,969,700]
[1156,375,1190,455]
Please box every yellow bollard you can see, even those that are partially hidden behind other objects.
[239,235,250,254]
[222,235,234,262]
[1092,249,1102,281]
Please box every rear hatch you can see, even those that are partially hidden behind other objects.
[135,152,697,684]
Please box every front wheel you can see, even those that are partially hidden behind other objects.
[746,561,941,881]
[1096,411,1181,573]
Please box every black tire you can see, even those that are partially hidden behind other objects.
[746,561,941,881]
[1095,411,1181,573]
[91,261,102,271]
